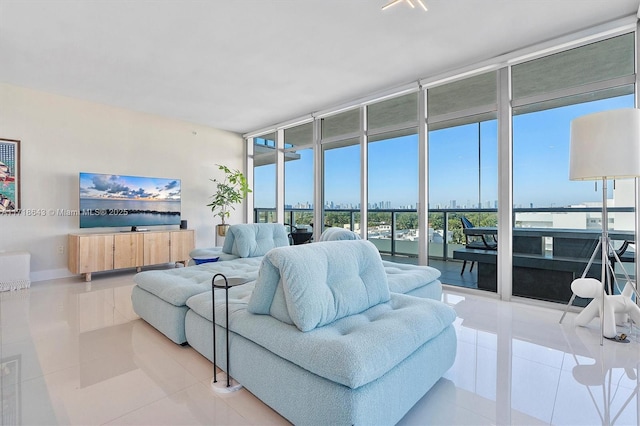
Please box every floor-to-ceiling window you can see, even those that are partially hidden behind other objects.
[321,109,361,231]
[244,24,637,304]
[284,122,314,232]
[367,93,419,260]
[253,133,277,223]
[427,71,498,290]
[511,32,635,303]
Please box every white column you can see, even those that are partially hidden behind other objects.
[313,118,323,239]
[360,106,368,238]
[497,67,513,301]
[418,87,429,265]
[245,138,255,224]
[276,128,285,224]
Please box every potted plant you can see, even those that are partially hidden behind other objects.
[207,164,251,236]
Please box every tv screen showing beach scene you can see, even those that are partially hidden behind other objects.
[79,173,181,228]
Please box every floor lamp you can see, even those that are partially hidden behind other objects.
[562,108,640,344]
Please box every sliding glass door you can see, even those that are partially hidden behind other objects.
[511,33,635,303]
[367,93,419,260]
[321,109,361,232]
[284,123,314,233]
[427,71,498,291]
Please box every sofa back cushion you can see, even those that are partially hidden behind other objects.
[222,223,290,258]
[248,240,390,331]
[318,227,361,241]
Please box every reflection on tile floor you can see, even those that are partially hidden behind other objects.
[1,269,638,425]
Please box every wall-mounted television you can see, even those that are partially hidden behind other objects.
[79,172,181,229]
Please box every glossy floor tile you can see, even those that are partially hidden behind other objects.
[1,270,639,425]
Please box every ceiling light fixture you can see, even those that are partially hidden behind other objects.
[382,0,427,12]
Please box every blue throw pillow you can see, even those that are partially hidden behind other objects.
[318,227,361,241]
[248,240,390,331]
[222,223,290,257]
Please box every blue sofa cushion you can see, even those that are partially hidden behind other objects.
[187,291,457,389]
[248,240,390,331]
[133,257,262,306]
[381,260,441,294]
[222,223,290,258]
[189,247,239,262]
[318,227,361,241]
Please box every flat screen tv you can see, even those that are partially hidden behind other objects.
[79,172,181,229]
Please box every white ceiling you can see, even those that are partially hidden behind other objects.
[1,0,638,134]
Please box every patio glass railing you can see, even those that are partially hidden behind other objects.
[254,206,635,260]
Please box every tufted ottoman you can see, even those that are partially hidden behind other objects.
[131,257,262,344]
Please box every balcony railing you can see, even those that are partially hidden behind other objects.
[254,206,635,260]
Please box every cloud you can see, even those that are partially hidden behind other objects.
[132,187,152,198]
[91,175,131,195]
[164,180,179,190]
[86,175,179,199]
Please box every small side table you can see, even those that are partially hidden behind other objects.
[211,273,250,393]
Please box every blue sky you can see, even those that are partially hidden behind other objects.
[513,95,634,207]
[254,93,634,209]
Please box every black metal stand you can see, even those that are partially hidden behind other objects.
[211,273,249,392]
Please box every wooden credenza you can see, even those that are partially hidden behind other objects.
[68,230,195,281]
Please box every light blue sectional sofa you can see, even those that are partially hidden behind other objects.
[190,222,290,262]
[131,224,456,424]
[133,224,443,344]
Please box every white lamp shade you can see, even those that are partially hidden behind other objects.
[569,108,640,181]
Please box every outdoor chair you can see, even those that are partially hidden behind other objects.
[460,216,497,274]
[287,224,314,245]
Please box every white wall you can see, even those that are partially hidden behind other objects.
[0,83,245,281]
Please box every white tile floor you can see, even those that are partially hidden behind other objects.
[1,271,639,425]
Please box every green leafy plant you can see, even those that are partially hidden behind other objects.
[207,164,252,225]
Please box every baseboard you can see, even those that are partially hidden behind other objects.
[30,268,75,282]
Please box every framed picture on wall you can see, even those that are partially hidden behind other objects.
[0,138,20,211]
